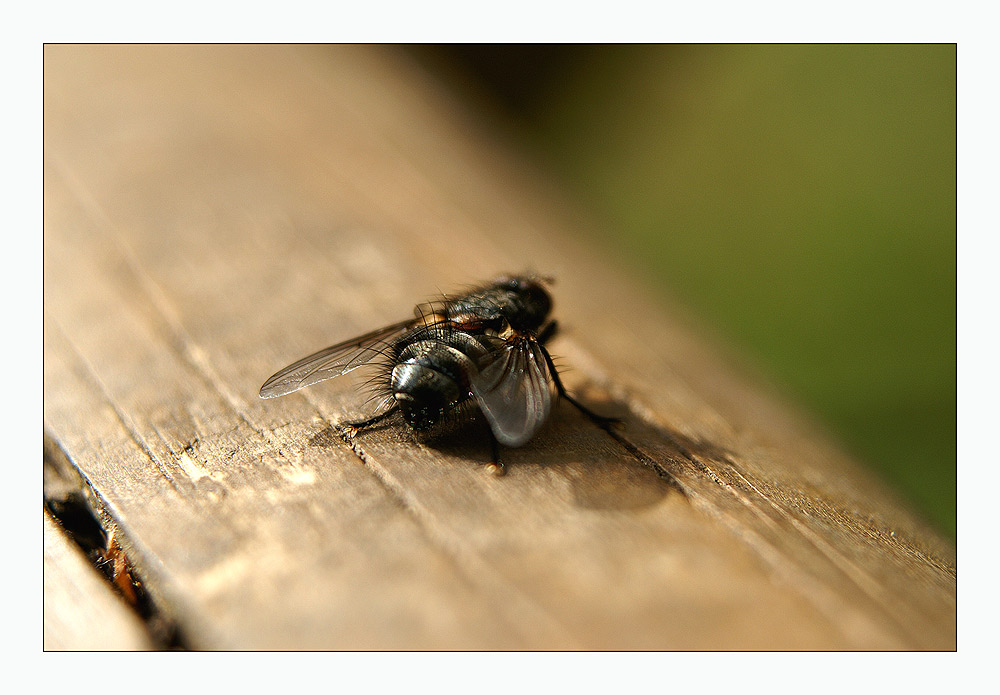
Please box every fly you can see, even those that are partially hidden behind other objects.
[259,274,613,474]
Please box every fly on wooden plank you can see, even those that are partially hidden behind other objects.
[260,274,614,474]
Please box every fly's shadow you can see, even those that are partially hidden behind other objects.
[307,391,737,513]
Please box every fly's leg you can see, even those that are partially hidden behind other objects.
[341,405,400,435]
[539,344,620,428]
[484,429,506,477]
[537,320,558,345]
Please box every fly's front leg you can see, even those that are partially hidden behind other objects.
[341,405,400,436]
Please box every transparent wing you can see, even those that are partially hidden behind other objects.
[470,338,554,447]
[259,318,416,398]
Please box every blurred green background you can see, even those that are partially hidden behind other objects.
[412,45,956,537]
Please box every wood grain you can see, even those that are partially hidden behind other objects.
[43,44,955,650]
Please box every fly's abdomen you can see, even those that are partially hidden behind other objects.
[390,331,497,431]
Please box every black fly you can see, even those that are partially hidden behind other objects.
[259,274,613,474]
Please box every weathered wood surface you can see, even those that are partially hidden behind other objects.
[43,44,956,650]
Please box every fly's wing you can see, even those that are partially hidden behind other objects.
[259,318,415,398]
[470,338,554,447]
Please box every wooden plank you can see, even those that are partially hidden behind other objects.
[43,44,955,650]
[44,512,153,651]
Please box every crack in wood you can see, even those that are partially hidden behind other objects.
[44,433,188,649]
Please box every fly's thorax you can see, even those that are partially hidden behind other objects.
[442,275,552,334]
[390,331,499,431]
